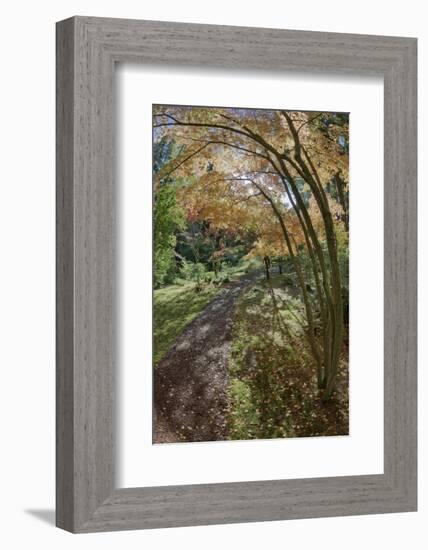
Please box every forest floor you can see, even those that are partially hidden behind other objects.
[153,270,262,443]
[228,273,349,440]
[153,270,349,444]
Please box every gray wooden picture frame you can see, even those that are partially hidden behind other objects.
[56,16,417,533]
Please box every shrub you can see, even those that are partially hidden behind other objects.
[180,260,207,289]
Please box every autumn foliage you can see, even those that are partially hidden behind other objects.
[153,105,349,401]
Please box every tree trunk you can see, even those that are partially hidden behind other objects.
[279,113,344,400]
[252,183,323,382]
[264,256,271,279]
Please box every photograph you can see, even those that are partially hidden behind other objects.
[0,0,420,543]
[152,104,350,444]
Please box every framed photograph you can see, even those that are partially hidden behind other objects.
[56,16,417,532]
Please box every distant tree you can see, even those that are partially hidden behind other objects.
[153,138,186,286]
[154,184,185,286]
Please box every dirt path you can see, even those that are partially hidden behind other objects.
[153,272,260,444]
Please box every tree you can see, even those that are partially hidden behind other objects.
[153,105,349,400]
[154,184,185,286]
[153,138,186,286]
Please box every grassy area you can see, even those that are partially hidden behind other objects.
[154,259,263,364]
[154,282,222,364]
[228,258,263,281]
[228,272,349,440]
